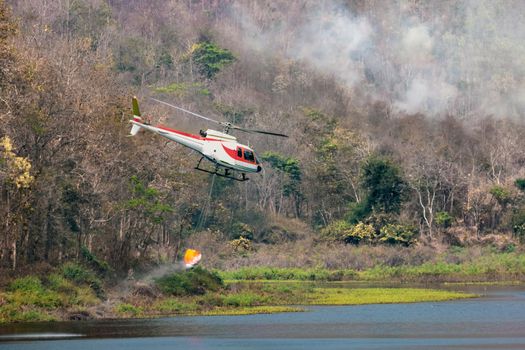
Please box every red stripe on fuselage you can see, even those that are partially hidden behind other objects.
[221,144,257,164]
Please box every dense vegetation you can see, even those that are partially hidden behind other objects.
[0,263,102,322]
[1,0,525,278]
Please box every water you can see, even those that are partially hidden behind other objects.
[1,285,525,350]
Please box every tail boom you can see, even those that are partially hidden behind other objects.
[129,97,204,153]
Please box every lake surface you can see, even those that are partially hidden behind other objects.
[1,284,525,350]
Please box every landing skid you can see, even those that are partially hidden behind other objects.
[195,158,249,182]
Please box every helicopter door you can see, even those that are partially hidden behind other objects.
[202,141,217,160]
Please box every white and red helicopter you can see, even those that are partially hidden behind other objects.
[129,97,288,181]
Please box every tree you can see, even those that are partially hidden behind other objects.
[188,41,235,79]
[361,156,406,215]
[261,151,303,217]
[0,137,34,269]
[407,152,460,237]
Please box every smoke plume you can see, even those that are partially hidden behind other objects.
[228,0,525,119]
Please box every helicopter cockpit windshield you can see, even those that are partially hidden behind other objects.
[244,149,255,162]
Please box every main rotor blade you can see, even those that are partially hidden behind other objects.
[233,126,288,138]
[151,98,288,137]
[151,98,221,125]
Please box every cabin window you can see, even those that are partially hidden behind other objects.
[244,150,255,162]
[237,147,242,158]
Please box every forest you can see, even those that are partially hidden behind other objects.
[1,0,525,276]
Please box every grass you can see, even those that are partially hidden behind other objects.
[193,306,304,316]
[222,292,268,307]
[219,267,357,281]
[154,299,199,313]
[115,303,143,317]
[358,253,525,282]
[118,283,476,319]
[0,304,56,323]
[0,264,103,324]
[444,281,523,286]
[219,252,525,283]
[307,288,476,305]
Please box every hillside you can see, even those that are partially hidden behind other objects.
[1,0,525,276]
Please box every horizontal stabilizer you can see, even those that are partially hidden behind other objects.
[130,121,142,136]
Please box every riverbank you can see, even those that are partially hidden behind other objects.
[0,266,477,323]
[4,250,525,324]
[112,283,475,320]
[2,286,523,350]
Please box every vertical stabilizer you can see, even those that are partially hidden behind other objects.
[130,96,143,136]
[132,96,141,118]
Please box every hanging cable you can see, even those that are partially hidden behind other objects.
[197,173,216,229]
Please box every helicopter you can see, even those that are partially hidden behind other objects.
[129,97,288,181]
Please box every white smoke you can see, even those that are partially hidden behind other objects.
[401,25,433,61]
[396,78,458,115]
[227,0,525,119]
[289,13,372,87]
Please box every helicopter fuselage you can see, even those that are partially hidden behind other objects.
[130,118,262,174]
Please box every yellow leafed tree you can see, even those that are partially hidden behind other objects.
[1,136,34,270]
[0,136,34,188]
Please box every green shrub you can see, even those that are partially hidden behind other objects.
[80,246,111,275]
[490,185,512,206]
[45,273,98,306]
[320,220,353,242]
[8,276,43,293]
[511,208,525,242]
[47,273,74,293]
[435,211,453,228]
[0,306,55,323]
[514,178,525,192]
[365,213,397,231]
[346,201,371,224]
[115,303,142,316]
[230,236,253,253]
[62,263,92,283]
[61,263,104,298]
[155,266,224,296]
[322,221,376,245]
[378,224,418,246]
[230,222,254,240]
[70,286,99,306]
[345,222,376,244]
[7,276,62,308]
